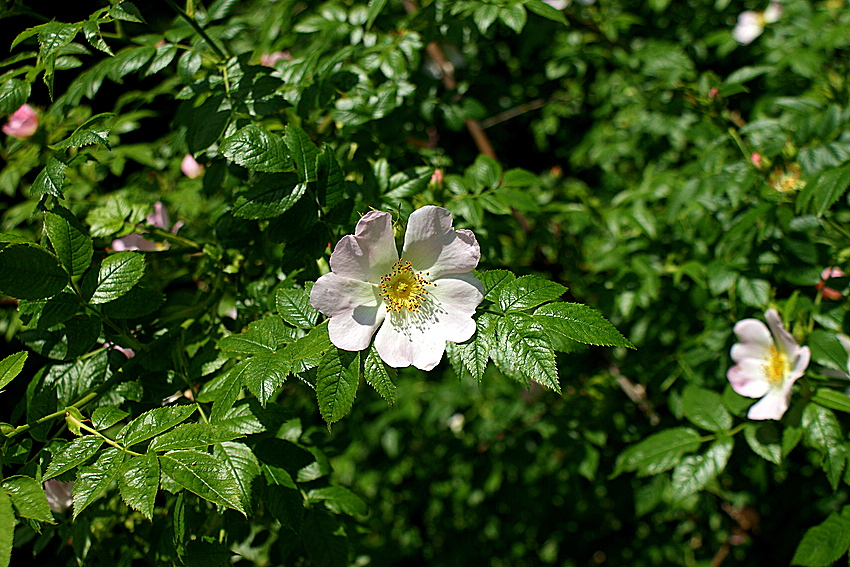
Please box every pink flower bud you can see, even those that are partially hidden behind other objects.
[181,154,204,178]
[750,153,763,168]
[430,168,443,186]
[260,51,292,67]
[2,104,39,139]
[816,267,845,300]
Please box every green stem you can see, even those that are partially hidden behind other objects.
[71,418,142,457]
[163,0,230,61]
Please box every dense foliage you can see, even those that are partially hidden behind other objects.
[2,0,850,565]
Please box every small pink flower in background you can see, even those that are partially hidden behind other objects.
[310,206,484,370]
[816,267,845,300]
[111,201,183,252]
[2,104,39,139]
[260,51,292,67]
[750,153,763,168]
[708,87,719,99]
[429,168,443,186]
[727,309,810,420]
[44,480,73,513]
[181,154,205,179]
[733,2,781,44]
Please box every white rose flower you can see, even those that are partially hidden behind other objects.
[310,206,484,370]
[727,309,810,420]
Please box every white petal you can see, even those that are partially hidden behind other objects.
[727,361,770,399]
[788,345,811,381]
[402,206,480,277]
[730,342,770,364]
[373,314,447,370]
[746,388,789,420]
[310,272,380,317]
[732,318,772,347]
[430,273,485,316]
[328,303,386,351]
[329,210,398,282]
[765,309,801,359]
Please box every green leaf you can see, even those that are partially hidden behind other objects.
[808,330,850,373]
[44,435,104,480]
[316,349,359,424]
[232,174,306,220]
[499,4,527,33]
[283,123,320,183]
[158,449,246,514]
[466,154,502,189]
[307,485,367,516]
[790,509,850,567]
[105,46,155,82]
[446,312,496,382]
[365,0,389,28]
[0,78,31,115]
[736,276,770,308]
[1,476,54,523]
[670,437,734,499]
[478,269,514,301]
[218,315,293,354]
[18,314,101,361]
[220,124,293,173]
[473,4,500,34]
[744,422,782,464]
[82,20,113,55]
[534,302,634,348]
[91,407,129,430]
[50,112,115,150]
[0,244,69,300]
[681,385,733,432]
[0,352,27,391]
[797,163,850,216]
[275,287,319,328]
[118,452,159,520]
[280,323,332,373]
[214,441,261,513]
[120,405,196,448]
[0,491,13,567]
[812,388,850,414]
[148,423,243,452]
[496,274,566,313]
[316,145,346,209]
[44,206,93,277]
[524,0,568,25]
[30,157,67,199]
[492,313,559,392]
[241,352,293,406]
[109,1,145,23]
[88,251,145,304]
[73,447,124,519]
[18,293,78,329]
[613,427,702,477]
[208,364,246,422]
[302,509,348,567]
[363,346,397,404]
[101,286,164,319]
[803,403,846,490]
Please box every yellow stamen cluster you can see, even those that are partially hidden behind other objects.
[765,345,789,387]
[379,259,434,313]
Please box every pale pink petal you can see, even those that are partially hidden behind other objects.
[402,206,480,277]
[732,318,771,348]
[3,104,39,139]
[733,11,763,44]
[328,303,386,351]
[330,210,398,282]
[181,154,205,178]
[765,309,801,359]
[310,272,380,317]
[111,234,158,251]
[789,345,811,381]
[763,2,781,23]
[727,361,770,399]
[373,313,447,371]
[147,201,171,230]
[746,388,789,420]
[730,342,770,364]
[430,273,485,317]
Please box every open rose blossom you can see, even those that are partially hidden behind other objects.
[181,154,205,178]
[111,201,183,252]
[727,309,810,420]
[2,104,39,139]
[310,206,484,370]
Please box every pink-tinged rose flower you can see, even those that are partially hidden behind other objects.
[2,104,39,139]
[260,51,292,67]
[763,2,781,23]
[727,309,810,420]
[816,266,845,300]
[310,206,484,370]
[181,154,205,178]
[44,480,74,513]
[111,201,183,252]
[733,3,781,44]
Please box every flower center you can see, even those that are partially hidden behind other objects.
[765,345,789,387]
[379,259,433,313]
